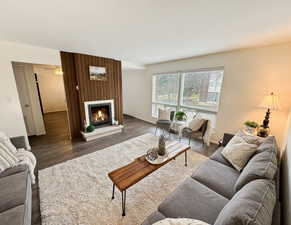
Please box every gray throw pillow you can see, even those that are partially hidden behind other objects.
[215,179,276,225]
[234,148,277,191]
[257,136,278,155]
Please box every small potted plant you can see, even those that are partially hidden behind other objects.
[244,121,259,135]
[175,111,187,121]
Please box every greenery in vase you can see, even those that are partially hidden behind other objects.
[175,111,187,121]
[244,121,259,128]
[86,124,95,133]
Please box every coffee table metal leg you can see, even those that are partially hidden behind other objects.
[185,151,187,166]
[111,184,115,200]
[121,190,126,216]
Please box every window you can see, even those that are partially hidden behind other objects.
[152,73,179,105]
[152,73,179,117]
[152,69,224,118]
[181,70,223,111]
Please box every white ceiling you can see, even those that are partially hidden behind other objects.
[1,0,291,66]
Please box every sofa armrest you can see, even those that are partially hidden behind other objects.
[220,133,234,147]
[0,164,28,178]
[10,136,26,149]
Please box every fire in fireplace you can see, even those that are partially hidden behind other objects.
[92,108,109,122]
[85,100,114,128]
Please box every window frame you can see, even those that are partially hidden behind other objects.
[152,67,224,118]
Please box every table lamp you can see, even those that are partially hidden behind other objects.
[257,92,280,137]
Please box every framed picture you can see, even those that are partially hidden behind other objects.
[89,66,107,81]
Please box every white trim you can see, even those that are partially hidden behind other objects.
[84,99,115,126]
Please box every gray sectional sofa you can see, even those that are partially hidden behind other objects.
[142,133,281,225]
[0,137,32,225]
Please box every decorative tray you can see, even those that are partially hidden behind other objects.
[145,153,169,165]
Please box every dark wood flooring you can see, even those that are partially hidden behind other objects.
[29,111,217,225]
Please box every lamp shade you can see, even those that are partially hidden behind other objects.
[259,92,280,111]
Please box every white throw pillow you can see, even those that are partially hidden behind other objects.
[0,143,19,172]
[222,135,257,171]
[158,109,171,121]
[153,218,210,225]
[236,130,264,146]
[0,131,17,154]
[188,116,205,131]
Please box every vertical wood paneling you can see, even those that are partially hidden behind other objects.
[61,52,123,138]
[60,52,82,138]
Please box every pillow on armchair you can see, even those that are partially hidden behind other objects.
[188,116,205,131]
[158,109,171,121]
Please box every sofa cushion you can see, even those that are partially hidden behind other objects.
[141,211,166,225]
[235,148,277,191]
[158,177,229,225]
[0,205,26,225]
[214,179,276,225]
[209,147,234,168]
[191,159,240,199]
[0,170,29,213]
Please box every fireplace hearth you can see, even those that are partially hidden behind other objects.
[82,99,123,141]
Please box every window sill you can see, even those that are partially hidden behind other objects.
[180,105,218,114]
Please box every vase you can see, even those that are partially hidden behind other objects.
[244,125,256,135]
[158,135,166,156]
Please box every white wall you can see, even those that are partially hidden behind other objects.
[123,42,291,146]
[282,107,291,225]
[0,41,61,148]
[122,69,151,121]
[34,66,67,113]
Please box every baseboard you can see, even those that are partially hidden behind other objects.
[124,113,155,125]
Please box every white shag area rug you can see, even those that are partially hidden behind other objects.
[39,133,207,225]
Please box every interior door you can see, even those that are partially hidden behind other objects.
[13,63,36,136]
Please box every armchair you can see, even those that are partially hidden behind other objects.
[181,120,209,145]
[155,111,175,135]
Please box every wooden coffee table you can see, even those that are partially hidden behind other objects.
[108,143,190,216]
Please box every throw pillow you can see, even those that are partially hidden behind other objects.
[154,218,210,225]
[221,135,258,171]
[0,131,17,154]
[0,143,19,172]
[158,109,171,121]
[214,179,276,225]
[188,116,205,131]
[236,130,264,146]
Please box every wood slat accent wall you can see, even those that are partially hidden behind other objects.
[60,52,82,138]
[60,52,123,139]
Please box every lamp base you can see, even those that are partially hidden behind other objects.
[262,109,270,128]
[257,126,270,137]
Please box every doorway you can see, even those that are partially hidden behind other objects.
[12,62,70,143]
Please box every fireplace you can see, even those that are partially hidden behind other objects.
[84,100,115,128]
